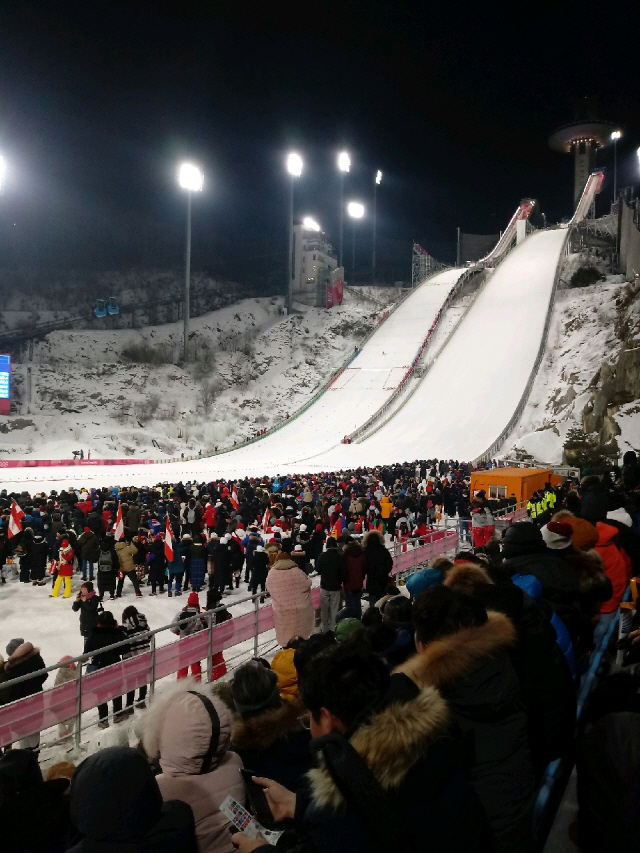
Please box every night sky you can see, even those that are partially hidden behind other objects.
[0,1,638,287]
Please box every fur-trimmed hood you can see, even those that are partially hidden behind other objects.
[231,697,305,752]
[308,684,449,810]
[271,556,297,571]
[5,642,41,671]
[444,562,491,595]
[395,611,516,689]
[362,529,385,548]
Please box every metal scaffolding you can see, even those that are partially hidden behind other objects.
[411,242,446,286]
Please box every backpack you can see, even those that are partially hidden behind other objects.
[187,508,196,524]
[98,551,113,573]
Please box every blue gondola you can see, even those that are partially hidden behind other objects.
[107,296,120,315]
[94,299,107,318]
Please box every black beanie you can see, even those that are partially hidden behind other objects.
[502,522,545,559]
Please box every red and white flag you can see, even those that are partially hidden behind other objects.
[113,504,124,541]
[8,499,25,539]
[164,517,174,562]
[262,506,270,534]
[230,487,239,511]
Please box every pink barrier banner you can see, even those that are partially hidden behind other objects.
[0,587,324,746]
[391,530,457,575]
[0,458,154,468]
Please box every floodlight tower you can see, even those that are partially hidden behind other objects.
[178,162,204,362]
[549,119,617,207]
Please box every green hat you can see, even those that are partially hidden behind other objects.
[335,618,363,643]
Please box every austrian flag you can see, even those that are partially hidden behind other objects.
[164,517,174,562]
[230,487,239,511]
[113,504,124,541]
[8,499,25,538]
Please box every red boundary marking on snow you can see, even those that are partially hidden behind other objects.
[0,459,155,468]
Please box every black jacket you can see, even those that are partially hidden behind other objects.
[363,540,393,593]
[3,644,48,703]
[30,536,49,580]
[579,477,609,525]
[72,593,103,637]
[84,625,129,669]
[315,548,345,591]
[68,746,197,853]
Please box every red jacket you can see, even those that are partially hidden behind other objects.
[596,522,631,614]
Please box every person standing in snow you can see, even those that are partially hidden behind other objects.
[72,582,103,647]
[50,538,75,599]
[171,591,207,681]
[54,656,78,740]
[114,538,142,598]
[30,531,50,586]
[76,526,100,582]
[121,605,151,711]
[96,536,118,601]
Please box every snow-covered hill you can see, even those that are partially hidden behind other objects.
[4,293,392,459]
[501,274,640,463]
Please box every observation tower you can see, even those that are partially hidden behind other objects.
[549,119,616,206]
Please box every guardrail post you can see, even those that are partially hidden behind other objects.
[206,611,213,683]
[74,661,84,749]
[149,634,157,700]
[253,596,260,659]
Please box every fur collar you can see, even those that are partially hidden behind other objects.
[5,643,41,671]
[272,557,297,571]
[231,699,305,751]
[394,611,516,689]
[308,685,449,810]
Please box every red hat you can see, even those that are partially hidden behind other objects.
[187,592,200,607]
[315,523,324,531]
[83,527,91,533]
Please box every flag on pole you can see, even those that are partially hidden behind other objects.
[230,487,239,511]
[8,500,25,539]
[113,504,124,541]
[262,506,270,534]
[164,517,174,562]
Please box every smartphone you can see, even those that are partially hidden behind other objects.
[239,769,274,826]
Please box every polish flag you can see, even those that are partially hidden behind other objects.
[8,500,25,539]
[164,517,174,562]
[113,504,124,541]
[262,507,270,534]
[230,487,239,511]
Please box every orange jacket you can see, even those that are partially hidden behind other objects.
[379,496,393,519]
[596,522,631,614]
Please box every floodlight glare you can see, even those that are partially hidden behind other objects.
[0,155,6,192]
[178,162,204,192]
[302,217,320,231]
[611,130,622,141]
[376,170,382,184]
[287,152,303,177]
[338,151,351,173]
[347,201,365,219]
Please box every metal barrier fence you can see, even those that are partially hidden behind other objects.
[0,530,456,750]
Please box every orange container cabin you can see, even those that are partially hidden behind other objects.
[470,467,562,504]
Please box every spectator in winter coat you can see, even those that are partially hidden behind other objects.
[50,538,74,598]
[68,746,197,853]
[242,529,263,583]
[147,534,167,595]
[266,551,314,647]
[3,639,48,750]
[84,611,129,727]
[142,685,244,853]
[54,656,78,740]
[578,475,609,525]
[230,661,312,793]
[249,545,269,597]
[398,586,535,853]
[115,540,142,598]
[72,581,103,645]
[125,503,142,536]
[29,532,49,585]
[621,449,640,491]
[471,495,494,548]
[122,605,151,710]
[77,527,100,581]
[593,521,632,645]
[208,536,232,595]
[316,538,345,632]
[172,592,207,681]
[362,529,393,605]
[167,538,184,596]
[342,540,367,616]
[246,645,489,853]
[96,537,118,601]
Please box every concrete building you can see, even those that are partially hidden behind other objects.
[549,119,617,207]
[291,220,338,308]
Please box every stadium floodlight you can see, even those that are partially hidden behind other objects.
[302,217,320,231]
[376,170,382,185]
[178,162,204,192]
[287,152,303,177]
[611,130,622,141]
[338,151,351,173]
[373,171,382,284]
[177,162,204,361]
[0,155,5,193]
[610,131,622,200]
[347,201,365,218]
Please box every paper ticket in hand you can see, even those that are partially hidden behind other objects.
[219,796,282,846]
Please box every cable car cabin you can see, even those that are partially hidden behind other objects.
[94,299,107,318]
[470,467,562,504]
[107,296,120,315]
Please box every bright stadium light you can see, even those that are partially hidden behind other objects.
[347,201,365,218]
[178,162,204,192]
[610,131,622,200]
[611,130,622,141]
[0,155,5,193]
[338,151,351,173]
[376,170,382,185]
[302,217,320,231]
[287,152,303,177]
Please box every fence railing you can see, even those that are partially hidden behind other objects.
[0,531,452,749]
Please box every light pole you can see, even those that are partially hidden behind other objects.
[347,201,365,282]
[372,170,382,284]
[178,162,203,362]
[337,151,350,268]
[611,130,622,201]
[286,152,303,314]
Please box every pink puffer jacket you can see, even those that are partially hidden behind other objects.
[266,556,314,647]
